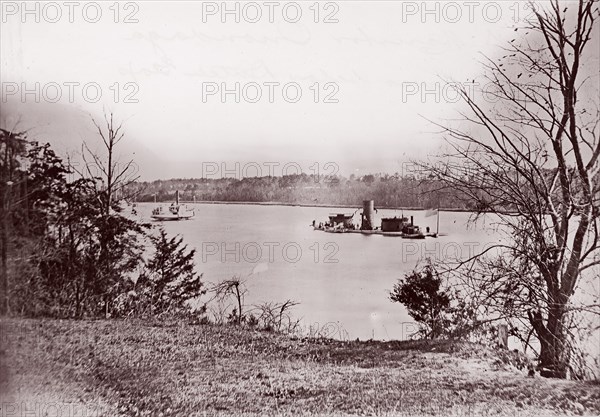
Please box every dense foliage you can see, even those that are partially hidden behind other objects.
[0,129,204,318]
[390,261,452,339]
[115,228,206,317]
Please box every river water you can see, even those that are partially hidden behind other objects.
[134,203,505,340]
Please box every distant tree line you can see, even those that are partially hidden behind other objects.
[128,173,472,209]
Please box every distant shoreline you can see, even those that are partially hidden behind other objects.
[144,199,475,213]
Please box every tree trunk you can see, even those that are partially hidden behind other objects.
[532,304,570,379]
[538,333,570,378]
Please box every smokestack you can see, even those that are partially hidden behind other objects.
[411,216,414,226]
[361,200,375,230]
[176,190,180,205]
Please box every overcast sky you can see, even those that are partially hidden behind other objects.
[1,1,588,180]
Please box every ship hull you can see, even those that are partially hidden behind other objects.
[151,214,194,221]
[313,227,429,238]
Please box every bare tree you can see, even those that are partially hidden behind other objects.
[75,111,144,317]
[79,111,139,215]
[426,0,599,378]
[210,276,248,324]
[253,300,300,333]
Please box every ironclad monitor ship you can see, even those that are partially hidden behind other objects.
[312,200,438,239]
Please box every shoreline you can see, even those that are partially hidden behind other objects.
[141,199,476,213]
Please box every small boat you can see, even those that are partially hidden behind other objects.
[151,191,194,221]
[398,223,425,239]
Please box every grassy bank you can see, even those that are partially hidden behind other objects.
[2,318,598,416]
